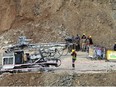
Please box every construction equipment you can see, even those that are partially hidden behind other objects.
[0,36,66,73]
[1,49,61,73]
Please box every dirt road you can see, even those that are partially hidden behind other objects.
[0,50,116,73]
[54,51,116,73]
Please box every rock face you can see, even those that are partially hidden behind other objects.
[0,0,116,48]
[0,72,116,86]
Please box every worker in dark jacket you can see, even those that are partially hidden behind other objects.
[81,33,87,51]
[89,36,93,45]
[75,34,80,51]
[71,49,77,69]
[114,42,116,51]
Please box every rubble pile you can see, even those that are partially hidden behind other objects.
[0,72,116,86]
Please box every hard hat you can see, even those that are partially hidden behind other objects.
[89,36,91,38]
[83,33,85,35]
[72,49,75,52]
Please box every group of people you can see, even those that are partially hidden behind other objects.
[78,33,93,52]
[65,33,93,52]
[67,33,94,69]
[70,34,116,69]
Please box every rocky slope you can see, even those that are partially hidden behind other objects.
[0,0,116,48]
[0,72,116,86]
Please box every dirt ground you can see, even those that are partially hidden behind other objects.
[0,72,116,86]
[55,52,116,73]
[0,52,116,86]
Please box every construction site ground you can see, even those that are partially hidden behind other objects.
[0,51,116,86]
[56,51,116,73]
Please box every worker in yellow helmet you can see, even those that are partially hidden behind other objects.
[89,35,93,45]
[71,49,77,69]
[81,33,86,39]
[83,33,85,35]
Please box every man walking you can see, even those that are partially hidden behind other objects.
[71,49,77,69]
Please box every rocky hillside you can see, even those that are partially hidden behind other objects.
[0,0,116,49]
[0,72,116,86]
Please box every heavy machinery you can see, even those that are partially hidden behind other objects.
[0,36,64,73]
[1,49,61,72]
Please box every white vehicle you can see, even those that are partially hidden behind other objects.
[1,50,61,72]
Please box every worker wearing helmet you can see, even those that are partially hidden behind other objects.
[81,33,87,51]
[81,33,86,39]
[113,42,116,51]
[71,49,77,69]
[89,36,93,45]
